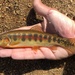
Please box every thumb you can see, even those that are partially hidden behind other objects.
[47,10,75,38]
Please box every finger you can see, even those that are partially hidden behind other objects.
[42,17,57,34]
[51,47,69,59]
[11,48,45,60]
[40,47,69,60]
[41,17,47,32]
[40,47,56,59]
[33,0,50,16]
[0,49,12,57]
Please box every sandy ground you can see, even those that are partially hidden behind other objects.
[0,0,75,75]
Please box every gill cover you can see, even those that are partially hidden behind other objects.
[0,36,10,47]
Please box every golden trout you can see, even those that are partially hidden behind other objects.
[0,30,75,54]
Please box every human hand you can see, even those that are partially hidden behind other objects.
[0,0,75,60]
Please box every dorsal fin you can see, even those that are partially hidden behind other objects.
[30,25,43,32]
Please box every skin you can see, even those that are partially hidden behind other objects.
[0,0,75,60]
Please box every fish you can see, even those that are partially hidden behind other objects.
[0,30,75,54]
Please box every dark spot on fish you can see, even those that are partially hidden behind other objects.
[28,34,32,41]
[65,40,71,46]
[22,34,26,41]
[60,39,65,44]
[13,34,17,41]
[53,37,57,42]
[39,35,42,42]
[44,35,47,39]
[48,36,51,42]
[34,34,38,41]
[57,38,61,43]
